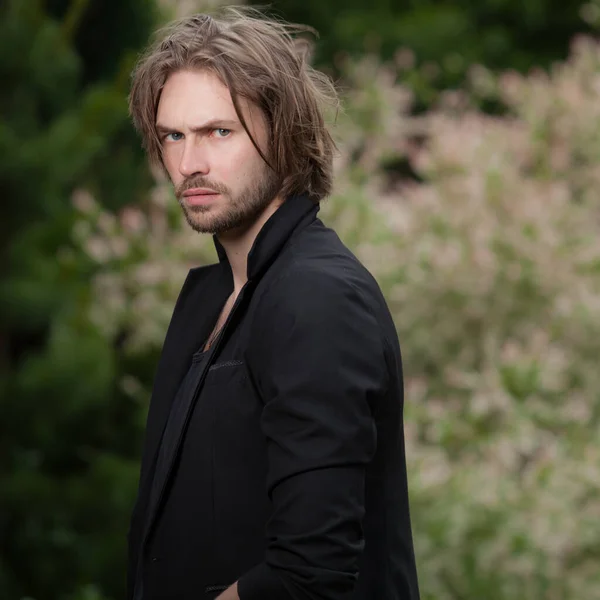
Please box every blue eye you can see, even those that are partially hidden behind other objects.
[214,128,231,138]
[165,132,183,142]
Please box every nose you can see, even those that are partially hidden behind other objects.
[178,138,210,178]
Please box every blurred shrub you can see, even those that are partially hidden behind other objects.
[335,35,600,599]
[69,35,600,599]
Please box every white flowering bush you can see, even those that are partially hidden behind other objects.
[67,35,600,599]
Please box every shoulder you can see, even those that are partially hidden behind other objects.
[252,260,382,347]
[273,264,366,308]
[247,257,392,397]
[272,219,383,305]
[250,219,395,345]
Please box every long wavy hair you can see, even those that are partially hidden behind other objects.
[128,6,339,202]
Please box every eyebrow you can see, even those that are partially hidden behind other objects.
[155,119,239,135]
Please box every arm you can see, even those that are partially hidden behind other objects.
[236,269,388,600]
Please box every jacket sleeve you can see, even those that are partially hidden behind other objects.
[237,268,388,600]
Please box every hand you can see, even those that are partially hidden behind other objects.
[216,581,239,600]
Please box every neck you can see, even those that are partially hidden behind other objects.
[216,196,284,293]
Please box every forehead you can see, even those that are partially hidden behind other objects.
[157,69,238,126]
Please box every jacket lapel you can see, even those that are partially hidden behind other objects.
[137,263,232,498]
[140,272,253,556]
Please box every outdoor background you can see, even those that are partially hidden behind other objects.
[2,0,600,598]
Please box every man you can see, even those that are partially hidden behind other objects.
[127,8,420,600]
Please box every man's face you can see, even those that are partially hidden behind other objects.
[156,69,281,235]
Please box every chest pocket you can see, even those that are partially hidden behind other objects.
[202,360,263,431]
[205,359,245,381]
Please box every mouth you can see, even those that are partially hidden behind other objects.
[182,187,220,196]
[182,188,221,206]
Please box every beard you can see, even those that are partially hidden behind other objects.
[175,165,281,235]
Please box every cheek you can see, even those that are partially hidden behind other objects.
[217,145,263,185]
[238,144,267,178]
[162,147,183,183]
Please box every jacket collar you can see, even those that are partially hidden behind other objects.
[212,193,320,281]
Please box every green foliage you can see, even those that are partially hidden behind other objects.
[0,1,158,599]
[253,0,596,107]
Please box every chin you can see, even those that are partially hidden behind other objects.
[189,221,220,235]
[185,215,230,236]
[184,204,261,236]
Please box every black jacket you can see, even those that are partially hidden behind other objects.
[127,194,420,600]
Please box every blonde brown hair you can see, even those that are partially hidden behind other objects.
[128,6,338,202]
